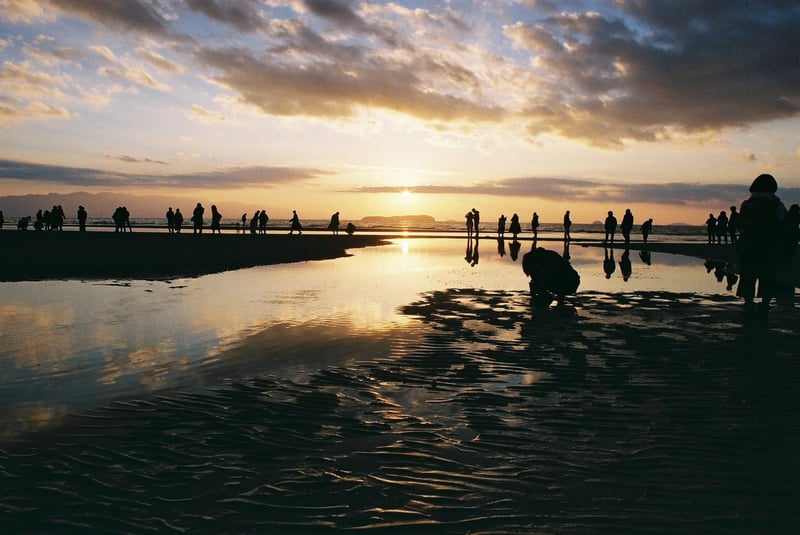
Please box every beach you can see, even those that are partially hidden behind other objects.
[1,234,799,533]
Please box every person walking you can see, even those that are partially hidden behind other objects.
[620,208,634,245]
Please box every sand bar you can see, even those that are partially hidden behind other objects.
[0,231,389,281]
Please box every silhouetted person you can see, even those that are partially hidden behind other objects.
[249,211,259,234]
[289,210,302,235]
[472,208,481,237]
[241,213,247,234]
[328,211,340,235]
[174,208,184,232]
[192,203,204,234]
[563,210,572,241]
[77,205,87,232]
[17,216,31,230]
[728,206,739,244]
[51,205,64,231]
[35,209,43,231]
[603,246,616,279]
[210,204,222,234]
[716,210,728,244]
[620,208,634,245]
[259,210,269,234]
[465,210,474,237]
[531,212,539,241]
[166,207,175,234]
[509,213,521,240]
[604,211,617,244]
[497,214,506,237]
[705,213,716,244]
[640,218,653,244]
[522,247,580,307]
[346,222,356,235]
[736,173,787,317]
[620,248,632,282]
[112,206,123,232]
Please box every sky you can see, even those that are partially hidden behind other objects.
[1,0,799,223]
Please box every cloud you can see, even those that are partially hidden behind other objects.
[105,154,168,165]
[88,45,117,62]
[194,42,504,123]
[98,66,172,91]
[184,0,265,32]
[0,99,71,124]
[347,175,800,207]
[504,2,800,147]
[136,47,183,73]
[0,158,333,189]
[44,0,173,37]
[0,0,57,22]
[187,103,226,123]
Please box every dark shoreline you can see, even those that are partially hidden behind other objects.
[0,231,390,282]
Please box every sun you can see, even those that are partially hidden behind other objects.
[400,189,412,197]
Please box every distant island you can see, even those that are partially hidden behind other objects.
[360,215,435,223]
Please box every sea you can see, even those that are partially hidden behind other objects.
[1,230,798,533]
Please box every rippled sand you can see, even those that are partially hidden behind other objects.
[2,290,799,533]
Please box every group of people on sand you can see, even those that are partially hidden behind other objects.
[471,207,654,246]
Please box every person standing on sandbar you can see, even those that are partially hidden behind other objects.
[563,210,572,242]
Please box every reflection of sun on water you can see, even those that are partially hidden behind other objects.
[400,238,410,255]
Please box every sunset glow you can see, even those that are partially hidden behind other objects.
[1,1,799,224]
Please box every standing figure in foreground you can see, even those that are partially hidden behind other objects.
[716,210,729,244]
[472,208,481,237]
[328,212,340,235]
[563,210,572,242]
[289,210,302,235]
[174,208,184,232]
[210,205,222,234]
[728,206,739,245]
[604,211,617,244]
[192,203,205,234]
[509,213,521,241]
[77,205,88,232]
[620,208,634,245]
[705,213,716,244]
[166,207,175,234]
[736,173,787,317]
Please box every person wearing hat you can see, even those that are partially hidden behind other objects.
[77,205,88,232]
[735,173,787,317]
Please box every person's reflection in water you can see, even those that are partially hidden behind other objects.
[619,248,632,281]
[497,237,506,257]
[639,248,651,265]
[603,246,616,279]
[471,236,480,266]
[509,239,521,261]
[725,263,739,291]
[563,240,571,261]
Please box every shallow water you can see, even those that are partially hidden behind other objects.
[1,238,798,533]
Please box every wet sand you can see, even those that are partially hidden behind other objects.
[0,231,389,281]
[2,288,798,533]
